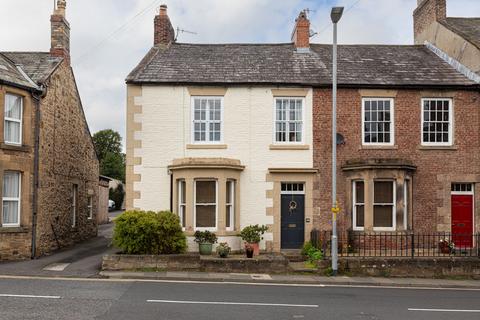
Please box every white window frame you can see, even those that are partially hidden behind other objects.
[193,179,218,231]
[178,179,186,230]
[72,184,78,227]
[4,93,23,146]
[280,182,305,195]
[226,180,235,231]
[352,180,365,231]
[2,171,21,227]
[191,96,224,144]
[373,180,396,231]
[273,97,305,144]
[421,98,453,146]
[87,196,93,220]
[361,98,395,146]
[404,180,409,230]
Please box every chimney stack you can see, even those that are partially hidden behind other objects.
[413,0,446,44]
[291,10,311,51]
[154,5,175,46]
[50,0,70,65]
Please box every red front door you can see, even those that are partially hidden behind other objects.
[451,195,474,248]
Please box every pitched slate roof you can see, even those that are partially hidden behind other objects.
[2,52,63,84]
[440,18,480,50]
[0,53,38,90]
[127,43,477,88]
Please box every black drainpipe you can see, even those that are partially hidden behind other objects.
[31,86,46,259]
[169,171,173,212]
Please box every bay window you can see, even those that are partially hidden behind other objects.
[373,181,396,230]
[178,179,186,228]
[226,180,235,231]
[194,180,217,230]
[352,181,365,230]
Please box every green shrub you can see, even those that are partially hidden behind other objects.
[239,225,269,243]
[113,210,187,254]
[301,241,323,263]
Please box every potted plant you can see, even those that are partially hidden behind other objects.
[239,224,268,256]
[245,243,254,258]
[216,242,231,258]
[439,238,455,254]
[194,230,218,255]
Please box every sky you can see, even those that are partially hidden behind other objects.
[1,0,480,147]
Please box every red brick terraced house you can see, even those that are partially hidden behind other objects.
[127,5,480,253]
[0,0,99,260]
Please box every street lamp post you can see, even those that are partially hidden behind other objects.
[330,6,344,277]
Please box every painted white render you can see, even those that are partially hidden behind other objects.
[132,86,313,250]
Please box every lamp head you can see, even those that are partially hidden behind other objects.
[331,7,344,23]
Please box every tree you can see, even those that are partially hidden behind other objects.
[100,152,125,182]
[93,129,125,181]
[93,129,122,163]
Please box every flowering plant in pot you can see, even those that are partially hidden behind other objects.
[439,238,455,254]
[239,224,268,256]
[245,243,254,258]
[216,242,231,258]
[194,230,218,255]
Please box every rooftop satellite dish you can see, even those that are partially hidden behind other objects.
[336,133,345,145]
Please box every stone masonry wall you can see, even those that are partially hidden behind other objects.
[0,85,36,260]
[313,88,480,235]
[35,62,99,256]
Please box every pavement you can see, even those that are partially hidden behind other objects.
[0,211,122,278]
[0,276,479,320]
[100,270,480,289]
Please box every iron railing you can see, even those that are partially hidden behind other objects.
[310,229,480,258]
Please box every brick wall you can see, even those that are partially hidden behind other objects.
[313,88,480,234]
[35,62,99,256]
[413,0,446,42]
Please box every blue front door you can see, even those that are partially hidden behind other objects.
[281,194,305,249]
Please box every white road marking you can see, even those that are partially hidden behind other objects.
[0,275,479,291]
[42,263,71,271]
[250,274,272,280]
[147,299,319,308]
[409,308,480,313]
[0,294,60,299]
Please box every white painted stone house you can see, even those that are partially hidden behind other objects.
[126,6,318,252]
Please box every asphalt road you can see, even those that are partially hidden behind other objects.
[0,277,479,320]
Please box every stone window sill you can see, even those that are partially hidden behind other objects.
[269,144,310,150]
[186,144,228,150]
[418,145,457,151]
[184,230,239,237]
[360,145,398,150]
[0,143,31,153]
[0,227,29,234]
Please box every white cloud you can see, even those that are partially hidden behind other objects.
[1,0,479,147]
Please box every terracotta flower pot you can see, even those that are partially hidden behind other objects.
[247,242,260,256]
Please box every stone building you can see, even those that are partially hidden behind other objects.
[414,0,480,76]
[0,0,99,260]
[126,6,479,252]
